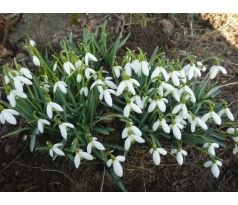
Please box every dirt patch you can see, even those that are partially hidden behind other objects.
[1,14,238,192]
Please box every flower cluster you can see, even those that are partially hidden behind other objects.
[0,32,237,190]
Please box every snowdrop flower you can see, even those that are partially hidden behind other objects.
[116,78,140,96]
[63,61,75,75]
[227,128,238,155]
[7,89,27,107]
[170,118,184,140]
[43,84,50,92]
[148,97,168,113]
[59,122,75,140]
[149,147,167,165]
[29,40,36,47]
[33,55,40,66]
[124,63,132,76]
[227,127,237,135]
[107,155,125,177]
[130,59,141,75]
[76,73,82,83]
[171,148,187,165]
[4,75,10,84]
[104,77,117,89]
[209,65,227,79]
[123,98,142,117]
[37,119,51,133]
[80,87,89,97]
[152,117,170,133]
[202,110,221,125]
[75,60,82,69]
[113,66,122,78]
[131,95,144,109]
[169,71,181,86]
[10,74,33,92]
[197,61,206,72]
[74,149,93,168]
[87,137,105,153]
[172,103,188,119]
[98,86,116,107]
[49,143,65,158]
[187,115,207,132]
[203,142,219,156]
[183,63,201,80]
[85,52,97,65]
[122,123,144,150]
[151,66,169,82]
[204,160,222,178]
[85,67,96,80]
[46,101,64,119]
[141,61,150,76]
[164,88,182,102]
[53,81,67,94]
[0,108,19,125]
[19,67,32,79]
[218,107,234,121]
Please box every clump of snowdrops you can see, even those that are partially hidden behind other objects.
[1,25,238,191]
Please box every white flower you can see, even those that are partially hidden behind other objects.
[53,81,67,94]
[183,63,201,80]
[74,149,93,168]
[151,66,169,82]
[123,99,142,117]
[209,65,227,79]
[164,88,182,102]
[85,52,97,65]
[148,98,168,113]
[130,59,141,75]
[87,137,105,153]
[187,115,207,132]
[106,155,125,177]
[104,77,117,89]
[113,66,122,78]
[218,107,234,121]
[43,84,50,92]
[76,73,82,83]
[75,60,82,69]
[122,124,144,150]
[37,119,51,133]
[0,108,19,125]
[59,122,75,140]
[170,118,184,140]
[227,127,237,134]
[4,75,10,84]
[19,67,32,79]
[141,61,150,76]
[203,142,219,156]
[204,160,222,178]
[172,103,188,119]
[149,147,167,165]
[80,87,89,97]
[7,89,27,107]
[10,74,33,92]
[157,82,174,96]
[98,87,116,107]
[197,61,206,72]
[202,111,221,125]
[169,71,181,86]
[29,40,36,47]
[63,62,75,75]
[131,95,144,109]
[152,118,170,133]
[171,149,187,165]
[46,101,64,119]
[49,143,65,158]
[124,63,132,76]
[33,55,40,66]
[116,78,140,96]
[85,68,96,80]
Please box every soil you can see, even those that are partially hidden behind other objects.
[1,14,238,192]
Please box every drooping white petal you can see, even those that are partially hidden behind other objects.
[113,160,123,177]
[211,164,220,178]
[33,56,40,66]
[74,154,81,168]
[153,152,161,165]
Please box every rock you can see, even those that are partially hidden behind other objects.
[9,14,73,50]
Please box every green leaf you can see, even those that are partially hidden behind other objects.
[204,86,221,99]
[1,127,32,139]
[30,129,38,152]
